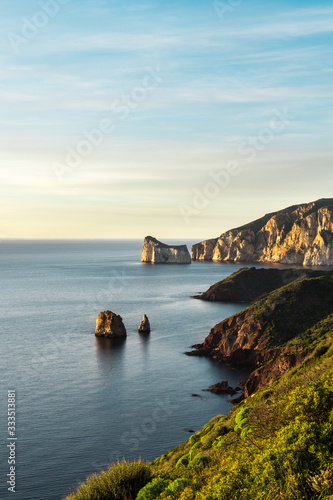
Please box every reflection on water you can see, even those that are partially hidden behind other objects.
[94,337,127,371]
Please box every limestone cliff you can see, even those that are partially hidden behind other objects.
[141,236,191,264]
[191,198,333,266]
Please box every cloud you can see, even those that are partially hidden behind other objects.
[1,1,333,238]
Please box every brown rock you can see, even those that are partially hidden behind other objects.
[95,311,127,338]
[208,381,237,395]
[138,314,151,333]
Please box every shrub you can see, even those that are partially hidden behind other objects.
[164,478,191,496]
[65,460,152,500]
[189,455,209,469]
[136,477,171,500]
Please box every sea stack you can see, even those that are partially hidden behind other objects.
[141,236,191,264]
[95,311,127,338]
[138,314,151,333]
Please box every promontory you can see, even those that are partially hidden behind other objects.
[141,236,191,264]
[191,198,333,266]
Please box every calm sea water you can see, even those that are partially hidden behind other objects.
[0,240,253,500]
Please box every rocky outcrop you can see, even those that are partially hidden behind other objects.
[190,272,333,398]
[138,314,150,333]
[141,236,191,264]
[95,311,127,338]
[194,267,323,303]
[191,199,333,266]
[207,381,237,395]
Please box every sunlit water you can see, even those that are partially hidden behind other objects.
[1,240,255,500]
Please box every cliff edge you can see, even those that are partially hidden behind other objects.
[191,270,333,398]
[192,198,333,266]
[141,236,191,264]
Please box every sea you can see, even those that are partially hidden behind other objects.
[1,239,256,500]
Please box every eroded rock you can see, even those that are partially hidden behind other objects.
[95,311,127,338]
[141,236,191,264]
[208,381,237,395]
[138,314,151,333]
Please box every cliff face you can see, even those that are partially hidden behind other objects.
[191,199,333,266]
[141,236,191,264]
[193,272,333,398]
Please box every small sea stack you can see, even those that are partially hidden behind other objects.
[95,311,127,338]
[138,314,151,333]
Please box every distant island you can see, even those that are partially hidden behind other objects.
[192,198,333,266]
[141,236,191,264]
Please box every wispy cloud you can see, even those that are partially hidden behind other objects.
[1,0,333,238]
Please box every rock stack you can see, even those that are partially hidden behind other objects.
[141,236,191,264]
[138,314,151,333]
[95,311,127,338]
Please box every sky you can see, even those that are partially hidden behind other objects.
[1,0,333,240]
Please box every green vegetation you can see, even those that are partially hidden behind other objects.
[65,460,152,500]
[197,266,331,303]
[249,274,333,348]
[65,274,333,500]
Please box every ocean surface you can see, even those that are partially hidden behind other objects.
[1,240,255,500]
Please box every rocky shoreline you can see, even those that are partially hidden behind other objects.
[188,267,333,401]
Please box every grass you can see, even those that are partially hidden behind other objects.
[65,460,152,500]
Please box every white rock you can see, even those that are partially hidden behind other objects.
[141,236,191,264]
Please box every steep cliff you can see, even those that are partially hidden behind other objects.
[141,236,191,264]
[191,271,333,398]
[192,198,333,266]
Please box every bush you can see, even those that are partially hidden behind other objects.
[136,477,172,500]
[65,460,152,500]
[189,455,209,469]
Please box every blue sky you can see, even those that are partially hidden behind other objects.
[1,0,333,239]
